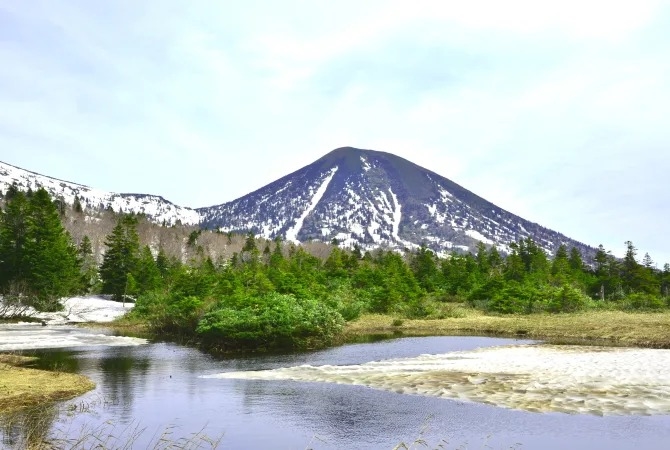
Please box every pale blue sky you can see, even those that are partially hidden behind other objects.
[1,1,669,264]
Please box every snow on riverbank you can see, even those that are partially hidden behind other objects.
[0,324,147,351]
[206,344,670,416]
[0,296,146,351]
[36,296,135,324]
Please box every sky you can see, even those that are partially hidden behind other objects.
[1,0,669,264]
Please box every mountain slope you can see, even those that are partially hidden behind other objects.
[0,161,200,226]
[1,149,594,257]
[199,147,593,256]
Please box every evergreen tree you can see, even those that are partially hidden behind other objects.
[242,231,257,252]
[135,246,162,294]
[474,242,490,277]
[504,243,525,282]
[156,247,170,278]
[0,191,30,289]
[73,196,83,214]
[27,189,81,295]
[78,235,97,292]
[100,215,141,300]
[620,241,656,294]
[551,244,570,282]
[568,247,584,272]
[410,243,440,292]
[487,245,503,275]
[622,241,639,292]
[0,188,80,306]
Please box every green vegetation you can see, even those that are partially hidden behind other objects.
[0,186,82,311]
[3,186,670,351]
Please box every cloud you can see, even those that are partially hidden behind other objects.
[0,0,669,262]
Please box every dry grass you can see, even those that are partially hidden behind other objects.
[0,354,37,366]
[345,308,670,348]
[0,357,95,414]
[80,315,150,336]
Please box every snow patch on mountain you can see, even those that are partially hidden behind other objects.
[285,167,339,243]
[0,161,201,226]
[465,229,495,245]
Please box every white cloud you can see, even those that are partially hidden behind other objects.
[0,0,669,263]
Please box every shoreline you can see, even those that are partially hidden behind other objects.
[3,308,669,415]
[343,310,670,348]
[0,354,95,415]
[97,308,670,350]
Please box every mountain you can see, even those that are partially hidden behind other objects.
[199,147,593,257]
[0,161,199,226]
[1,148,594,257]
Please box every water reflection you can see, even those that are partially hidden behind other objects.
[2,337,670,450]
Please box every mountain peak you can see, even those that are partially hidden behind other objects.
[200,147,593,257]
[2,151,594,257]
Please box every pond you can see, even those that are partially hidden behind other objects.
[3,334,670,449]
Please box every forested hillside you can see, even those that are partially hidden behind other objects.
[1,186,668,351]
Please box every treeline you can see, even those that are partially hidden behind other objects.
[2,187,669,351]
[0,186,82,311]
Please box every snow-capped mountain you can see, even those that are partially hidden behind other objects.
[1,148,594,256]
[0,161,200,226]
[199,147,594,256]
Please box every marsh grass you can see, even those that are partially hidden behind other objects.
[80,315,151,337]
[46,421,223,450]
[0,356,95,414]
[1,391,223,450]
[345,308,670,348]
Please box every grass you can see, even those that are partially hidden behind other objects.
[344,306,670,348]
[80,314,150,337]
[0,354,95,414]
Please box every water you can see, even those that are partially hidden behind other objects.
[4,336,670,449]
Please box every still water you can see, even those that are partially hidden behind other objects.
[5,336,670,449]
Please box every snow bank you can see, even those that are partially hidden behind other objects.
[0,296,146,351]
[204,344,670,416]
[37,296,135,324]
[0,323,147,351]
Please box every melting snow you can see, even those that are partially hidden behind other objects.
[205,344,670,416]
[0,161,200,226]
[360,156,372,172]
[388,188,402,242]
[465,229,494,245]
[0,296,146,350]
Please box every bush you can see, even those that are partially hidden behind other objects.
[547,285,589,313]
[623,293,666,311]
[487,281,537,314]
[324,283,368,321]
[196,293,344,351]
[133,291,208,335]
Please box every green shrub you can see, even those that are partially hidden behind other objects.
[324,283,368,321]
[547,285,589,313]
[133,291,208,335]
[487,281,534,314]
[623,293,666,310]
[196,293,344,351]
